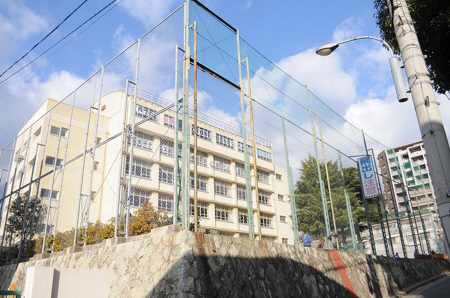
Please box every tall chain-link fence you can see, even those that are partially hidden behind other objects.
[0,1,444,262]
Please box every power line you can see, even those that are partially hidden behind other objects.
[0,0,119,86]
[0,0,89,78]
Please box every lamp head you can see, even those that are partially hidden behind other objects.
[315,43,340,56]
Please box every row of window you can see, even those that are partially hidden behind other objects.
[124,130,278,181]
[124,159,276,204]
[157,196,273,228]
[143,111,272,162]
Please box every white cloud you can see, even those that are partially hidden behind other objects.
[343,86,421,148]
[0,0,49,69]
[0,70,88,149]
[250,48,357,115]
[243,0,253,10]
[332,17,364,43]
[120,0,179,27]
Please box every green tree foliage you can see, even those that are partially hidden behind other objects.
[374,0,450,94]
[129,201,172,236]
[6,194,43,241]
[295,155,380,238]
[30,203,170,257]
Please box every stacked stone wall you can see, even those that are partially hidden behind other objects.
[1,225,449,297]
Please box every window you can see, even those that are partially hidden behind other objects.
[93,161,99,171]
[282,238,288,244]
[213,156,230,172]
[129,188,150,208]
[236,163,245,177]
[216,133,235,149]
[280,216,286,223]
[238,141,253,155]
[34,127,41,137]
[239,211,248,224]
[190,150,208,167]
[257,170,269,184]
[96,137,101,145]
[191,125,212,141]
[127,132,153,151]
[50,126,68,137]
[261,215,272,228]
[163,114,175,128]
[237,185,247,201]
[259,191,270,205]
[125,157,151,179]
[40,189,58,200]
[214,180,231,196]
[160,139,174,157]
[278,194,284,201]
[190,175,208,192]
[135,104,158,122]
[190,201,208,218]
[159,166,173,184]
[215,205,230,221]
[276,174,282,181]
[257,149,272,162]
[45,156,62,167]
[158,193,173,213]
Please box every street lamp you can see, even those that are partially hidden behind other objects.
[316,36,409,103]
[316,18,450,255]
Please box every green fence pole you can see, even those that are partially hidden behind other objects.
[306,85,332,249]
[281,115,300,245]
[337,151,358,252]
[237,31,254,239]
[181,0,191,229]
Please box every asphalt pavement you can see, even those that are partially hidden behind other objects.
[404,275,450,298]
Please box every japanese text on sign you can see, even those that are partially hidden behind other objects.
[358,156,379,199]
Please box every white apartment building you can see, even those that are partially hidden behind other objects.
[1,90,295,245]
[378,140,436,215]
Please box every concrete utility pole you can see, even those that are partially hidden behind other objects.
[391,0,450,252]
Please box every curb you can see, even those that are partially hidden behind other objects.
[396,273,449,297]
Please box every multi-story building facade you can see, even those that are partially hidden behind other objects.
[1,90,295,245]
[378,140,436,215]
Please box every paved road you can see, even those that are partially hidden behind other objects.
[404,275,450,298]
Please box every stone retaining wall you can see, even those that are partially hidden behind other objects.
[1,225,449,297]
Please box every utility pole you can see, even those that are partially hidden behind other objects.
[390,0,450,253]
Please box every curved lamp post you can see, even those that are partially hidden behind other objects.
[316,36,408,103]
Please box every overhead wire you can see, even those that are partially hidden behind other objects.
[0,0,120,86]
[0,0,89,79]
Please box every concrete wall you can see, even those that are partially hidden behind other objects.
[1,225,449,297]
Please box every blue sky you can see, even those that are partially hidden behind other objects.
[1,0,449,156]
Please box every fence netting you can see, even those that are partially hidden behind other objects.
[0,1,444,262]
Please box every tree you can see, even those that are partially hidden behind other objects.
[128,201,172,236]
[374,0,450,94]
[6,194,43,243]
[295,155,380,241]
[295,155,362,237]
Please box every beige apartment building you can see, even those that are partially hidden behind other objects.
[2,90,295,244]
